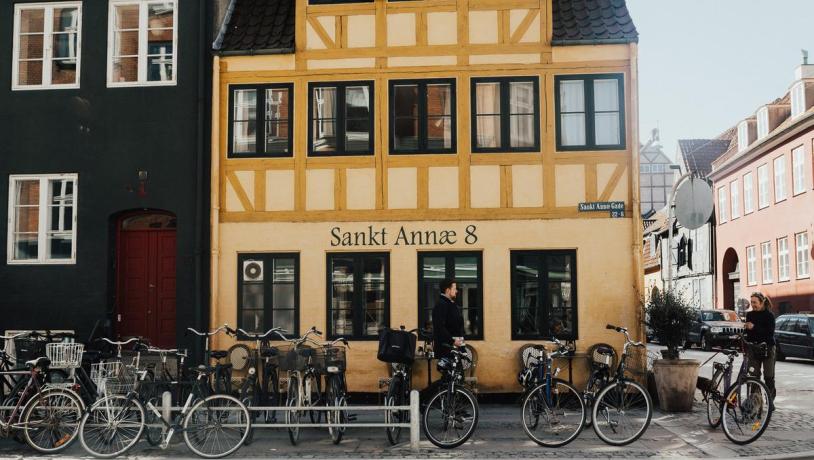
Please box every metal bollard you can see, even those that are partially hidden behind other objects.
[162,391,172,424]
[410,390,420,451]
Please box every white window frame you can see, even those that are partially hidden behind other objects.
[791,81,806,119]
[778,237,790,282]
[796,232,810,279]
[718,186,728,223]
[743,171,754,214]
[792,145,806,196]
[746,245,757,286]
[107,0,178,88]
[774,155,787,203]
[761,241,773,284]
[7,173,78,265]
[12,2,83,91]
[730,179,740,219]
[737,120,749,152]
[758,164,770,209]
[756,106,769,140]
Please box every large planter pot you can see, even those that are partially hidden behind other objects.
[652,359,700,412]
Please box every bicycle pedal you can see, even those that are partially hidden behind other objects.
[54,434,71,448]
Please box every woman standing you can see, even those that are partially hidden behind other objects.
[744,292,776,401]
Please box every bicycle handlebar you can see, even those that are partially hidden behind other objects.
[606,324,645,348]
[101,337,140,346]
[186,324,236,337]
[0,332,31,340]
[237,327,284,339]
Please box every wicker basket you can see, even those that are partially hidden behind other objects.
[46,343,84,369]
[323,346,346,373]
[13,337,47,365]
[90,361,138,395]
[278,346,320,372]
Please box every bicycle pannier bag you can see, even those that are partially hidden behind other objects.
[377,328,417,364]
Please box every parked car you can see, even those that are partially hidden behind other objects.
[775,313,814,361]
[685,309,744,351]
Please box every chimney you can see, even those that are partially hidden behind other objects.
[795,49,814,80]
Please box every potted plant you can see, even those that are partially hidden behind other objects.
[645,289,699,412]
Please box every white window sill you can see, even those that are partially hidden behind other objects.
[797,274,811,280]
[793,190,806,197]
[107,80,177,88]
[775,197,787,204]
[747,282,758,287]
[778,277,790,283]
[762,280,773,285]
[12,84,80,91]
[7,259,77,266]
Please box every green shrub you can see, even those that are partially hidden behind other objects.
[645,290,695,360]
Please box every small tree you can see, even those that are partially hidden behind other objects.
[645,289,695,360]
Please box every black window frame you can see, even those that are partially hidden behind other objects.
[470,76,541,154]
[326,252,390,341]
[510,250,578,341]
[389,78,457,155]
[417,251,484,341]
[227,83,294,159]
[236,253,300,339]
[308,81,375,157]
[555,73,626,152]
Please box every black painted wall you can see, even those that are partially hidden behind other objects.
[0,0,211,355]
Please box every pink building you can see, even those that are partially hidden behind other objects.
[709,63,814,315]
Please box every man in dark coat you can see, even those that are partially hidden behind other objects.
[432,278,464,359]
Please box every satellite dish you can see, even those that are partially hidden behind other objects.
[675,177,713,230]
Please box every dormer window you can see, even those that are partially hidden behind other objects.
[791,81,806,118]
[757,106,769,139]
[737,120,749,152]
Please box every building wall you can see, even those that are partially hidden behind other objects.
[661,224,715,309]
[212,0,642,392]
[714,130,814,314]
[0,0,211,349]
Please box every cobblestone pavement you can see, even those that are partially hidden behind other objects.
[1,401,812,459]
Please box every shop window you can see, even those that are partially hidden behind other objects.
[228,84,293,158]
[555,74,625,151]
[309,81,374,156]
[8,174,78,264]
[327,253,389,339]
[237,253,299,336]
[108,0,177,87]
[389,79,456,154]
[418,252,483,340]
[511,250,578,340]
[471,77,540,153]
[13,2,82,90]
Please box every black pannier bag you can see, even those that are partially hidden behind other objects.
[377,328,417,364]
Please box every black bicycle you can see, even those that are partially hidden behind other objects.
[382,327,429,445]
[699,335,772,444]
[187,324,237,395]
[235,327,283,445]
[421,344,479,449]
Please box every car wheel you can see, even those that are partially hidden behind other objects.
[684,340,693,350]
[776,347,786,361]
[701,334,711,352]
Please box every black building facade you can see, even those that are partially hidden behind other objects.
[0,0,211,351]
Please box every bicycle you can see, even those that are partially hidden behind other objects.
[235,327,284,445]
[699,335,772,445]
[421,344,479,449]
[137,345,189,447]
[518,338,586,447]
[78,338,251,458]
[585,325,653,446]
[321,336,350,444]
[188,324,238,396]
[382,326,428,445]
[0,344,83,453]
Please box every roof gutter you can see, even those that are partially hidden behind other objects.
[708,113,814,181]
[551,38,638,46]
[215,47,296,56]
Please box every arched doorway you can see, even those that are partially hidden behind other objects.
[114,210,177,347]
[721,248,739,311]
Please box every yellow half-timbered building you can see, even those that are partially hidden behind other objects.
[211,0,641,392]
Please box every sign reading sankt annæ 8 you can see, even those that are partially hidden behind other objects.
[331,225,479,247]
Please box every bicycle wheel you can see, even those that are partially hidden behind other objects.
[592,379,652,446]
[706,390,723,428]
[521,379,585,447]
[384,376,404,445]
[721,378,772,445]
[327,376,347,445]
[239,378,258,446]
[183,394,250,458]
[307,372,323,424]
[22,388,83,453]
[286,375,301,446]
[422,385,479,449]
[79,395,145,458]
[144,397,166,446]
[264,367,279,423]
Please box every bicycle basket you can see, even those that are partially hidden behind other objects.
[520,345,547,369]
[589,343,616,369]
[13,337,47,365]
[90,361,137,395]
[45,342,85,369]
[324,346,346,373]
[278,346,315,372]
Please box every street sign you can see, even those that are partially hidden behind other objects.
[578,201,625,218]
[674,177,713,230]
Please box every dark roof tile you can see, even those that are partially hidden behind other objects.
[552,0,638,45]
[677,138,733,178]
[216,0,296,53]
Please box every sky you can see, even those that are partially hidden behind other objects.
[626,0,814,162]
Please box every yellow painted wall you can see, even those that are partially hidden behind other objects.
[213,219,638,393]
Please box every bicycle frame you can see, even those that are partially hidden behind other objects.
[141,371,211,449]
[0,366,44,434]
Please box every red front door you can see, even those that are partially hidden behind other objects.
[116,215,177,348]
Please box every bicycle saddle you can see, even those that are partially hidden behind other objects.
[26,357,51,369]
[211,350,229,360]
[260,347,279,358]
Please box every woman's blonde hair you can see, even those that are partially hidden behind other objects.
[750,292,773,310]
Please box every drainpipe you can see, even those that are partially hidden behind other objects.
[210,56,221,352]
